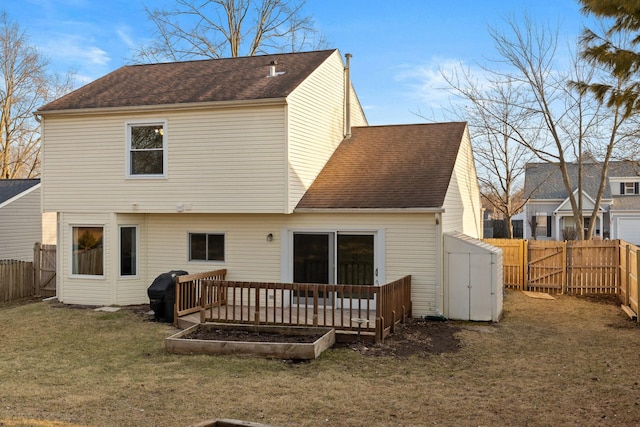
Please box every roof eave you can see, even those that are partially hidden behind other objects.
[35,97,288,117]
[293,207,445,213]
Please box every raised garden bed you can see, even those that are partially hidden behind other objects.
[165,323,335,359]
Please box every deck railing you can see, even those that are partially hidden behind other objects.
[175,269,227,320]
[195,275,411,342]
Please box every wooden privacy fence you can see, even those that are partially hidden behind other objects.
[0,243,58,302]
[485,239,639,319]
[0,260,35,302]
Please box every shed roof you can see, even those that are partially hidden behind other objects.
[37,50,337,112]
[296,122,467,210]
[0,179,40,205]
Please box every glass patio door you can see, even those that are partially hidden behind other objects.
[336,234,376,308]
[293,233,334,305]
[292,232,377,307]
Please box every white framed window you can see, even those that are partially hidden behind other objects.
[119,225,138,277]
[189,233,225,262]
[622,182,639,195]
[71,226,104,276]
[126,120,167,178]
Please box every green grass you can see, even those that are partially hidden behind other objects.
[1,293,639,426]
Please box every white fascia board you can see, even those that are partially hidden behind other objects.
[0,183,40,210]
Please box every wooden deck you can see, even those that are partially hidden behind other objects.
[177,304,378,338]
[174,271,412,342]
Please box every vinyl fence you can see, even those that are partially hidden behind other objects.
[485,239,638,320]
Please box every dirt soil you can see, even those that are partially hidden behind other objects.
[182,328,325,343]
[178,319,461,352]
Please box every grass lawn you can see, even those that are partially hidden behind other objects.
[0,291,639,426]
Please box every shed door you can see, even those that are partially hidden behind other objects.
[447,252,494,321]
[447,253,471,320]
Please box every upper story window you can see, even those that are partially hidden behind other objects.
[127,121,166,177]
[620,182,639,195]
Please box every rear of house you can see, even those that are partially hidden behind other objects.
[37,49,482,318]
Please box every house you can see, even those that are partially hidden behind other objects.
[0,179,56,261]
[523,160,640,244]
[36,49,483,318]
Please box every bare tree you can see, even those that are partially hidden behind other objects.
[0,12,73,179]
[444,15,637,240]
[135,0,325,62]
[442,68,535,238]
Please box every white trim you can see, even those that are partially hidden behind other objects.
[294,207,446,213]
[0,182,40,209]
[187,231,227,264]
[36,97,289,117]
[125,119,168,179]
[69,224,105,279]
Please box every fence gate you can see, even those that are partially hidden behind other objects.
[34,243,56,297]
[527,241,566,293]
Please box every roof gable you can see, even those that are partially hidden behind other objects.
[296,122,467,210]
[554,189,603,213]
[0,179,40,206]
[37,50,337,112]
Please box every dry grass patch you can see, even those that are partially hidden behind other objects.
[1,291,639,426]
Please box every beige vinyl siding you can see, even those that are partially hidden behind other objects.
[57,211,439,315]
[0,188,42,261]
[57,212,111,305]
[286,51,368,212]
[42,212,57,245]
[441,126,482,238]
[42,105,287,214]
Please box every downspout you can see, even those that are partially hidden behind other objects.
[344,53,352,139]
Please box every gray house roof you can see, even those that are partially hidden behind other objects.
[0,179,40,205]
[37,50,337,113]
[524,161,640,200]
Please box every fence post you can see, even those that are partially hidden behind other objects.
[562,241,568,295]
[626,244,631,306]
[636,248,640,323]
[523,240,529,291]
[33,242,41,296]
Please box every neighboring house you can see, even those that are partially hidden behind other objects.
[0,179,56,261]
[36,49,482,318]
[523,160,640,244]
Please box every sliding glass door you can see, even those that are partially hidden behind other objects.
[292,231,377,306]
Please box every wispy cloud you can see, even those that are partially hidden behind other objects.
[42,34,110,66]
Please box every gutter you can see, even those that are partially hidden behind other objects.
[293,207,446,214]
[35,97,288,118]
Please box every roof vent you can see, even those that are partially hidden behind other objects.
[267,60,285,77]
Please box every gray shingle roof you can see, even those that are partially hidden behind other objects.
[296,122,467,209]
[524,161,640,200]
[37,50,337,112]
[0,179,40,204]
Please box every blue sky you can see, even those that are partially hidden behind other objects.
[3,0,596,124]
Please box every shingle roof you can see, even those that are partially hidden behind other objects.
[524,161,640,200]
[296,122,467,209]
[37,50,337,112]
[0,179,40,205]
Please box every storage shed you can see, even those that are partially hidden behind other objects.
[443,232,503,322]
